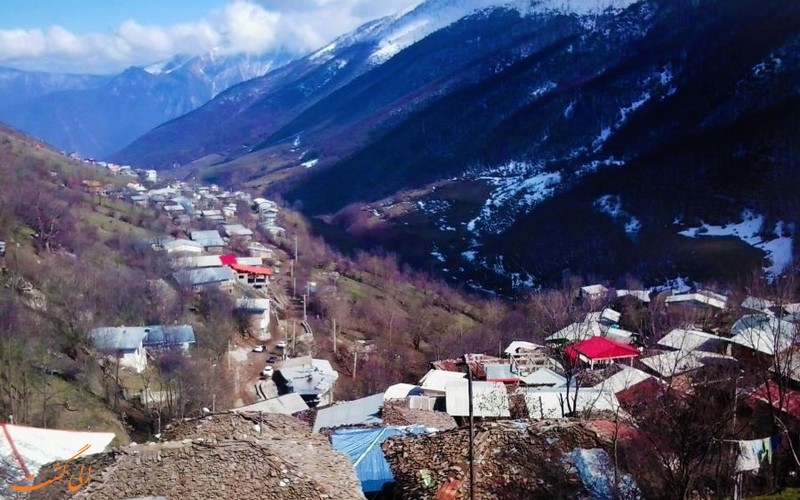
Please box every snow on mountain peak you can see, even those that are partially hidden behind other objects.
[369,0,638,63]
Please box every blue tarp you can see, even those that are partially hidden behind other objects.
[331,426,427,493]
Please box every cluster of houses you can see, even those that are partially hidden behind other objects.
[192,283,800,497]
[82,175,289,373]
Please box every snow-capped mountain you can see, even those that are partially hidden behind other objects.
[120,0,800,291]
[113,0,635,168]
[0,50,292,158]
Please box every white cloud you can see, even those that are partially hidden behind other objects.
[0,0,413,74]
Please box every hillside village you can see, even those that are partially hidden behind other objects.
[0,153,799,499]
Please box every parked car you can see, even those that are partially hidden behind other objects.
[267,356,278,364]
[252,345,266,353]
[275,341,287,349]
[261,366,274,378]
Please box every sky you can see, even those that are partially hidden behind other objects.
[0,0,414,74]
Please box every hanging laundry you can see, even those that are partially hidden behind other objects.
[761,437,773,465]
[736,439,766,472]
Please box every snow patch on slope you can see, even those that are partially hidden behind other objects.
[679,210,795,277]
[466,160,562,235]
[595,194,641,235]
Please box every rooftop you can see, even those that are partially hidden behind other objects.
[313,393,384,433]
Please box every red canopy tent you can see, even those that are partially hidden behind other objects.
[565,336,639,369]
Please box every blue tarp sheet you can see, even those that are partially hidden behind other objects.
[331,426,427,493]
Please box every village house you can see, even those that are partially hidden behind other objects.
[274,356,339,407]
[222,224,254,241]
[173,267,236,290]
[157,238,203,255]
[665,289,728,312]
[88,325,197,373]
[190,230,225,253]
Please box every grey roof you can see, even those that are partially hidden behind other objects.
[520,368,568,387]
[222,224,254,237]
[313,393,384,433]
[190,230,225,248]
[232,393,309,415]
[730,314,798,355]
[279,358,339,401]
[484,363,516,381]
[657,328,727,352]
[89,327,148,352]
[161,239,203,252]
[174,267,236,287]
[143,325,196,347]
[235,298,270,312]
[89,325,195,351]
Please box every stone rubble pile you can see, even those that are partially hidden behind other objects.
[382,419,616,499]
[27,413,365,500]
[381,400,458,430]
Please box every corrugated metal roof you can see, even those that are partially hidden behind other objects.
[657,328,726,352]
[143,325,196,346]
[504,341,543,356]
[173,267,236,287]
[190,230,225,248]
[279,358,339,401]
[383,383,422,400]
[90,325,195,351]
[235,298,270,312]
[89,327,148,352]
[222,224,254,237]
[175,255,223,268]
[484,364,517,381]
[523,387,619,419]
[593,366,655,395]
[639,350,736,377]
[546,321,602,343]
[520,368,567,387]
[616,289,651,302]
[445,380,510,418]
[730,314,796,355]
[313,393,384,433]
[331,426,428,493]
[232,393,309,414]
[419,369,466,393]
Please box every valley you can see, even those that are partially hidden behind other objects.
[1,0,800,497]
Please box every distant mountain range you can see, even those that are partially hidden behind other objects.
[22,0,800,291]
[0,51,293,158]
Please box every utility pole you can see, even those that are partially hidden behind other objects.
[467,358,475,500]
[353,349,357,380]
[333,318,337,355]
[302,294,307,322]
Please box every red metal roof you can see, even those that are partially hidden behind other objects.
[230,263,272,276]
[750,381,800,421]
[565,336,639,362]
[219,254,237,265]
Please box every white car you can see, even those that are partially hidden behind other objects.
[275,341,287,349]
[252,345,266,353]
[261,366,274,378]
